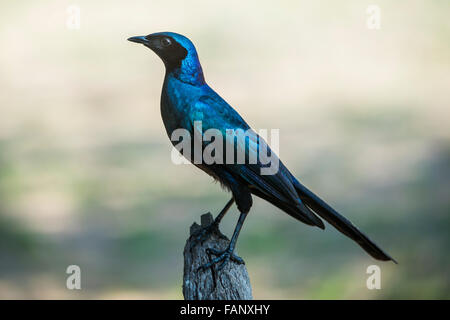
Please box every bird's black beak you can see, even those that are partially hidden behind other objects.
[127,36,149,45]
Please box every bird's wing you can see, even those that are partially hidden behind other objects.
[190,93,324,228]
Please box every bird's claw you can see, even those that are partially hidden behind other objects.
[197,248,245,272]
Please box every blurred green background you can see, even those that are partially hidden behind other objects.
[0,0,449,299]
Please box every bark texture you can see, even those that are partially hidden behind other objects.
[182,213,253,300]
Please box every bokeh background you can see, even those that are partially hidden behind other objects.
[0,0,449,299]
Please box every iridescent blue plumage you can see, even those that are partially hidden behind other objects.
[128,32,396,269]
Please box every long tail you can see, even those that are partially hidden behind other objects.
[292,177,397,263]
[250,188,319,227]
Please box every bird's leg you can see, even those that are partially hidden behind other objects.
[198,211,247,271]
[190,197,234,246]
[213,197,235,226]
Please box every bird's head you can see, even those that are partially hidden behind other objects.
[128,32,204,85]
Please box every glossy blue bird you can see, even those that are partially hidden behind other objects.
[128,32,396,270]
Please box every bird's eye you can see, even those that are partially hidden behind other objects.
[161,37,172,47]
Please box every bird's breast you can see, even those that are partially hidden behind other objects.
[160,77,202,141]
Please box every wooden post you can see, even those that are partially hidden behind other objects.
[182,213,253,300]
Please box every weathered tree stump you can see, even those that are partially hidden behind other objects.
[182,213,253,300]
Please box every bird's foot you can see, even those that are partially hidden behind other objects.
[198,247,245,272]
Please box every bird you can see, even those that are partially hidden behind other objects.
[128,32,396,270]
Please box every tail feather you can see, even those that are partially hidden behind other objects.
[293,178,397,263]
[251,188,319,226]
